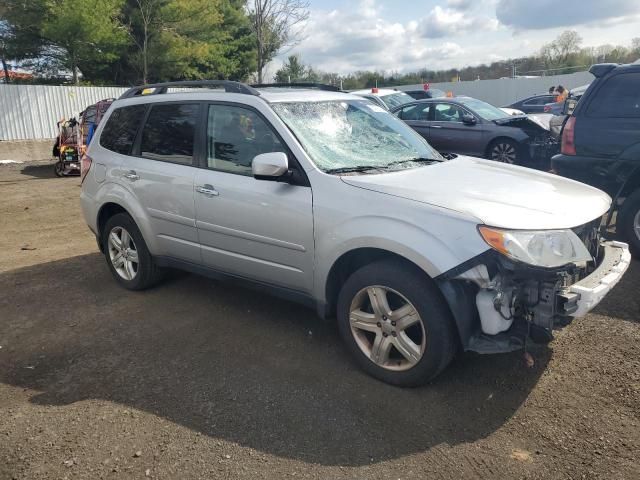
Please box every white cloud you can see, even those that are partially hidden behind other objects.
[272,2,505,74]
[419,6,498,39]
[269,0,640,77]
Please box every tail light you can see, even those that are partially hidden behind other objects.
[81,154,93,183]
[371,87,379,94]
[561,116,577,156]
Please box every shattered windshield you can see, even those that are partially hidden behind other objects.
[271,100,443,174]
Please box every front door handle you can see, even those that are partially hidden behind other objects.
[196,184,219,197]
[123,170,139,181]
[431,125,443,129]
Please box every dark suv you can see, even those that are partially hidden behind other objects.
[552,63,640,256]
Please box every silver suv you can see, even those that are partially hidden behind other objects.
[80,81,631,386]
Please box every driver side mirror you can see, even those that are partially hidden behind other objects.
[462,114,477,125]
[252,152,289,181]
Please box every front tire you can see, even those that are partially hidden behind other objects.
[487,138,520,164]
[618,190,640,258]
[102,213,163,290]
[337,259,457,387]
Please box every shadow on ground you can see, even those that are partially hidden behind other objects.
[18,161,79,181]
[4,253,615,466]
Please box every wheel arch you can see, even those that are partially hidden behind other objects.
[97,202,132,243]
[323,247,470,350]
[92,183,156,254]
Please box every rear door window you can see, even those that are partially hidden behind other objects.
[586,72,640,118]
[139,103,200,165]
[399,103,430,121]
[100,105,146,155]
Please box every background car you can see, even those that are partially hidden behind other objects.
[351,88,414,110]
[504,93,558,114]
[543,84,590,115]
[552,63,640,256]
[403,85,446,100]
[392,96,558,166]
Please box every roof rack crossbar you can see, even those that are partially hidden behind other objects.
[250,82,342,92]
[119,80,260,99]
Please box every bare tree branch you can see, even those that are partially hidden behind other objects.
[246,0,309,82]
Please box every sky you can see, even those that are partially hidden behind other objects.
[269,0,640,76]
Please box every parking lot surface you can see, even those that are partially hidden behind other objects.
[1,161,639,479]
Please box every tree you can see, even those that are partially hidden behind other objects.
[246,0,309,83]
[274,53,307,82]
[540,30,583,69]
[0,1,46,83]
[41,0,127,84]
[121,0,256,84]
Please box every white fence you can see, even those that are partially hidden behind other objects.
[0,85,127,141]
[396,71,595,107]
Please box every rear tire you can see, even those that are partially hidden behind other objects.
[618,190,640,258]
[102,213,164,290]
[336,259,457,387]
[54,161,65,177]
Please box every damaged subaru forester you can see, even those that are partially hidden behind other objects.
[80,81,631,387]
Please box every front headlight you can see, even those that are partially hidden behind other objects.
[478,226,592,268]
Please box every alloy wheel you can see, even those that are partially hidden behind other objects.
[107,226,139,281]
[634,209,640,241]
[491,142,517,163]
[349,286,426,371]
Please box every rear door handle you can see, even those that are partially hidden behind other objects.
[123,170,139,181]
[196,184,219,197]
[431,125,442,129]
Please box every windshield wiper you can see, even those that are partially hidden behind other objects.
[325,165,382,174]
[385,157,440,168]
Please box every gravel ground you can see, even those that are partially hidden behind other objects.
[0,161,638,479]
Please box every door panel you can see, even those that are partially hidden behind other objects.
[121,157,199,261]
[194,103,314,292]
[430,103,484,156]
[399,103,431,141]
[122,102,200,262]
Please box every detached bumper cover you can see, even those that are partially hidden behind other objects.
[567,241,631,318]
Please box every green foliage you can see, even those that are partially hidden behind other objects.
[0,0,257,85]
[274,54,316,82]
[41,0,128,83]
[0,0,47,82]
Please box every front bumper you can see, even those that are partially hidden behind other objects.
[565,241,631,317]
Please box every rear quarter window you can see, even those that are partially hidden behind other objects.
[586,72,640,118]
[99,105,147,155]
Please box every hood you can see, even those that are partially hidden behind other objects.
[341,156,611,230]
[494,115,550,133]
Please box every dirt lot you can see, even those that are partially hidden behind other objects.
[0,161,639,480]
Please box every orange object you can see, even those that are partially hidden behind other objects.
[478,226,509,255]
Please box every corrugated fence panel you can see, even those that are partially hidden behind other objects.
[0,85,127,141]
[395,71,595,107]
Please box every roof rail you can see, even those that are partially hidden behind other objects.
[119,80,260,99]
[250,82,342,92]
